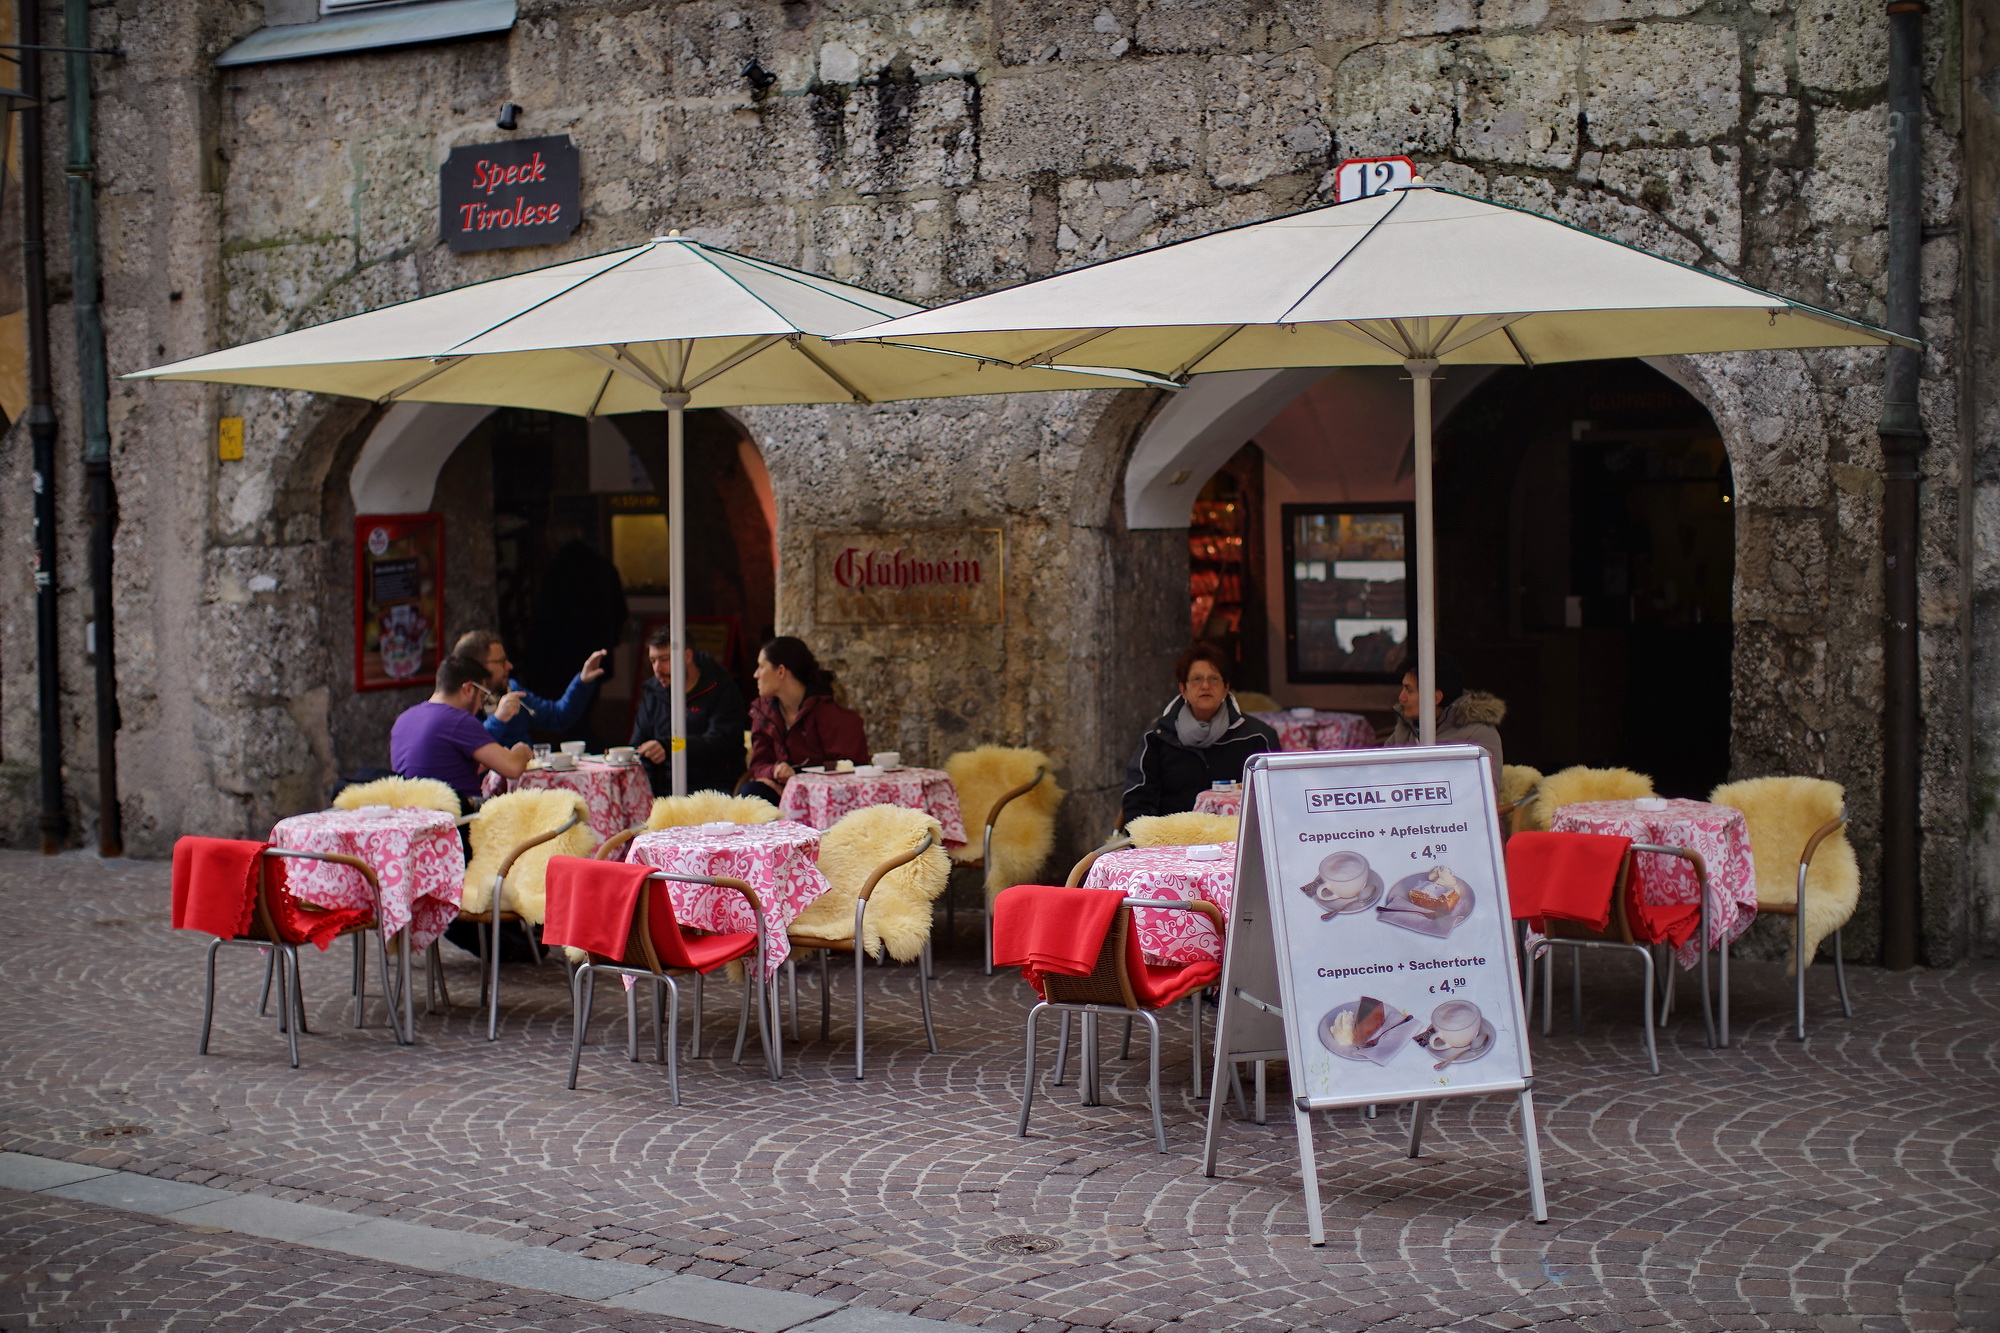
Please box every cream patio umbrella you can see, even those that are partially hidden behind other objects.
[130,234,1167,796]
[836,185,1920,743]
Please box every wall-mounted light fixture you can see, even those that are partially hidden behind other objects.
[496,102,520,131]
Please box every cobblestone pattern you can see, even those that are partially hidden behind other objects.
[4,851,1997,1331]
[0,1188,711,1332]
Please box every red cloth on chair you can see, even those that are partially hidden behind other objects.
[172,837,370,948]
[1127,942,1222,1010]
[993,885,1121,987]
[1624,887,1702,948]
[1505,831,1632,930]
[172,837,263,941]
[544,856,651,961]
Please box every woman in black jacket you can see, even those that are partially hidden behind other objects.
[1120,644,1279,824]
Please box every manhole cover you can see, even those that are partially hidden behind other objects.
[984,1234,1059,1256]
[88,1125,150,1139]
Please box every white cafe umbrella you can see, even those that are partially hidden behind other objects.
[130,235,1168,795]
[838,185,1919,743]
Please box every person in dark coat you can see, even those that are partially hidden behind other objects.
[1121,643,1279,824]
[528,515,628,698]
[630,627,750,796]
[741,637,868,801]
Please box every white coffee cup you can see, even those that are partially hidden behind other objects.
[607,746,636,764]
[1313,851,1371,903]
[1427,1000,1482,1050]
[543,753,575,770]
[561,741,586,757]
[871,751,901,768]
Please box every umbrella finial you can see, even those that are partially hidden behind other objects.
[651,230,685,242]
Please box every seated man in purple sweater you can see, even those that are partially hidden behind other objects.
[390,655,532,806]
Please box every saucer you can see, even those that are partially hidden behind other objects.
[1317,999,1409,1062]
[1427,1020,1497,1067]
[1379,873,1477,937]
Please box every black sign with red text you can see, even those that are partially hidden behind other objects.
[440,135,580,253]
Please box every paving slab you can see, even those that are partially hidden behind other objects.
[313,1216,520,1269]
[45,1171,229,1215]
[166,1192,371,1242]
[451,1244,660,1300]
[0,1150,115,1191]
[612,1273,844,1333]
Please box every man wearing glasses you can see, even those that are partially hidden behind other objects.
[452,629,607,749]
[389,655,533,805]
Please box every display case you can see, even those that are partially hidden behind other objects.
[1282,503,1415,683]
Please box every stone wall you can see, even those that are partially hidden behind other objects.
[0,0,1988,959]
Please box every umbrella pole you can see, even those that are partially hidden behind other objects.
[663,394,690,797]
[1408,360,1439,745]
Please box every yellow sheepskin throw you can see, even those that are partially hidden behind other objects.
[944,746,1066,894]
[1127,811,1240,847]
[334,775,461,817]
[1234,691,1280,714]
[1710,776,1858,972]
[1525,766,1655,832]
[461,788,594,922]
[1499,765,1543,834]
[645,791,779,830]
[790,805,949,962]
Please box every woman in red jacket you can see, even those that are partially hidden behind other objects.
[741,637,869,801]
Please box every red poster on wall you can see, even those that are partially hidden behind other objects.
[355,514,446,691]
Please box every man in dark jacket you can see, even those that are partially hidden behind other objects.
[630,628,749,796]
[1121,644,1280,824]
[529,516,628,698]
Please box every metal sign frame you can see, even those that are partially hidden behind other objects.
[1200,745,1549,1245]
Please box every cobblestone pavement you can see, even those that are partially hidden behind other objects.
[1,850,1995,1331]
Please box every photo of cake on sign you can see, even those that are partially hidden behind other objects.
[1318,995,1419,1065]
[1377,864,1477,938]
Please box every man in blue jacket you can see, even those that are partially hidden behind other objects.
[453,629,607,747]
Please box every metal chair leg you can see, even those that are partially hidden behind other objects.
[1536,942,1553,1036]
[1081,1011,1101,1107]
[1637,945,1659,1076]
[1795,903,1809,1041]
[567,965,594,1090]
[1719,929,1732,1048]
[1833,927,1853,1017]
[290,943,310,1035]
[1053,1010,1072,1086]
[1017,1003,1044,1136]
[690,971,705,1059]
[1139,1009,1166,1153]
[786,956,800,1042]
[731,968,751,1066]
[352,932,367,1029]
[1255,1060,1268,1124]
[1190,992,1204,1098]
[663,975,681,1107]
[1120,1016,1133,1059]
[1228,1061,1248,1118]
[853,938,868,1081]
[199,939,223,1055]
[1407,1099,1430,1158]
[1571,948,1583,1035]
[626,982,640,1062]
[819,948,832,1041]
[279,947,301,1069]
[917,940,938,1055]
[486,916,503,1041]
[258,946,276,1017]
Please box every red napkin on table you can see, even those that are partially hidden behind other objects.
[544,856,651,962]
[992,885,1121,990]
[172,837,372,948]
[1504,831,1632,931]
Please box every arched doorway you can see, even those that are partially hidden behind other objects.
[1432,360,1734,795]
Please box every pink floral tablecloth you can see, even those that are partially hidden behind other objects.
[777,768,968,848]
[1193,788,1243,817]
[1250,710,1378,752]
[1549,798,1758,968]
[627,821,833,979]
[483,760,654,845]
[1082,845,1235,966]
[269,807,466,952]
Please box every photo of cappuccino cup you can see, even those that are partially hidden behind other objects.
[1313,851,1372,903]
[1427,999,1483,1050]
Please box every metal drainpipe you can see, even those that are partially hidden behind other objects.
[20,0,66,852]
[64,0,118,856]
[1879,0,1926,969]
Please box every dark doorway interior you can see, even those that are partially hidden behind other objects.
[482,406,775,745]
[1433,361,1734,797]
[1189,442,1269,691]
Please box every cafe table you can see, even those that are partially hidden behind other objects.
[1193,786,1243,817]
[269,805,466,953]
[1081,843,1236,965]
[1548,798,1758,969]
[1250,708,1378,752]
[625,821,833,981]
[484,758,654,845]
[778,767,968,848]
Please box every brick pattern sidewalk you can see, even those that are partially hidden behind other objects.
[2,850,1996,1331]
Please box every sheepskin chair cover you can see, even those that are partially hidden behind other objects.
[333,775,462,818]
[461,788,593,922]
[789,805,949,962]
[1499,765,1544,834]
[646,791,779,830]
[1710,776,1859,972]
[1126,811,1240,847]
[1524,766,1655,832]
[1233,691,1280,714]
[944,746,1066,893]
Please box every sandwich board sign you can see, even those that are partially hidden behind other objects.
[1200,744,1548,1244]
